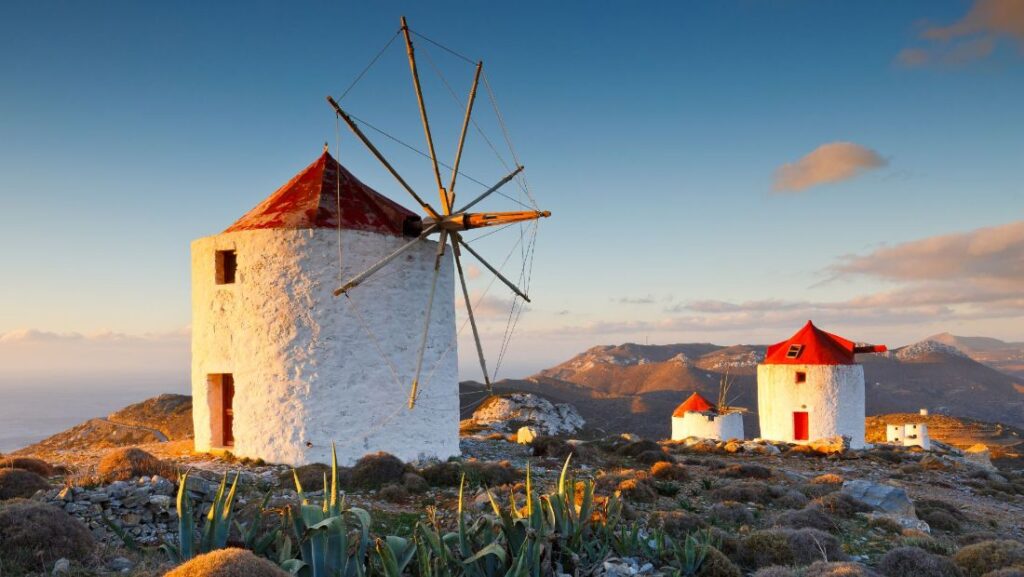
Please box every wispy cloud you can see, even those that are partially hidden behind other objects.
[899,0,1024,67]
[773,142,887,193]
[0,328,190,377]
[616,295,657,305]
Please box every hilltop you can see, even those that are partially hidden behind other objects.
[928,332,1024,379]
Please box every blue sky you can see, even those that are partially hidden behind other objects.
[1,1,1022,381]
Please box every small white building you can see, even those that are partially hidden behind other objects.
[887,423,931,449]
[191,150,460,466]
[756,321,886,450]
[671,392,744,441]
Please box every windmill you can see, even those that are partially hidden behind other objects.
[326,17,551,409]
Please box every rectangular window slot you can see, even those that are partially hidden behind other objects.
[786,344,803,359]
[795,371,807,384]
[216,250,237,285]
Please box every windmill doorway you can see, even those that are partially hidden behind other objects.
[209,373,235,447]
[793,411,809,441]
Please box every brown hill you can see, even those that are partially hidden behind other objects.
[464,338,1024,440]
[866,412,1024,466]
[928,332,1024,379]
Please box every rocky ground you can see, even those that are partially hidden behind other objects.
[3,395,1024,577]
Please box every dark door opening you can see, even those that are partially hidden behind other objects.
[793,411,809,441]
[222,374,234,447]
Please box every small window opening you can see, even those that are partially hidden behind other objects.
[786,344,803,359]
[795,371,807,384]
[216,250,237,285]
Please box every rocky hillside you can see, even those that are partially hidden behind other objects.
[477,338,1024,440]
[928,332,1024,379]
[867,412,1024,466]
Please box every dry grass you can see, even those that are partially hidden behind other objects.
[97,447,175,483]
[650,461,689,481]
[699,546,742,577]
[773,506,837,533]
[0,468,50,499]
[803,561,882,577]
[721,464,772,479]
[650,510,708,539]
[0,499,95,571]
[812,492,872,518]
[810,473,844,485]
[164,548,292,577]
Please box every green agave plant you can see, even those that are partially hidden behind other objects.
[162,469,240,562]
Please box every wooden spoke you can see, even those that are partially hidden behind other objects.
[453,242,491,389]
[333,224,439,296]
[326,95,442,219]
[448,61,483,210]
[457,236,530,302]
[453,165,525,214]
[409,230,449,408]
[401,17,448,214]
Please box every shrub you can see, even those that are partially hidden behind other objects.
[774,490,810,510]
[957,531,1002,546]
[811,473,844,485]
[737,530,795,569]
[954,540,1024,577]
[0,499,94,569]
[0,457,52,477]
[402,472,428,493]
[722,464,772,479]
[651,510,708,539]
[651,461,689,481]
[283,463,352,492]
[97,447,172,482]
[636,449,672,465]
[165,547,292,577]
[615,477,657,502]
[350,452,406,489]
[0,468,49,500]
[801,482,841,499]
[901,536,955,556]
[616,439,663,457]
[698,546,742,577]
[713,481,773,504]
[868,516,904,534]
[753,568,797,577]
[920,510,962,533]
[879,546,963,577]
[813,492,872,518]
[531,435,572,458]
[461,460,519,487]
[804,561,882,577]
[773,507,837,533]
[710,501,754,526]
[420,462,461,486]
[785,528,846,565]
[378,483,408,503]
[980,569,1024,577]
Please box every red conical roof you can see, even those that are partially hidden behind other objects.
[225,150,420,236]
[763,320,886,365]
[673,392,716,417]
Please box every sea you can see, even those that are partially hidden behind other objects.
[0,375,188,453]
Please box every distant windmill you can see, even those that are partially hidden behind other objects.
[326,17,551,409]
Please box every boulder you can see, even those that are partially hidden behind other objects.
[841,480,915,518]
[470,393,585,435]
[516,426,539,444]
[963,444,996,471]
[808,436,850,455]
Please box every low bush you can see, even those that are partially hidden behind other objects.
[713,481,773,504]
[461,460,519,487]
[953,540,1024,577]
[867,516,904,534]
[530,435,572,458]
[0,468,49,500]
[722,464,772,479]
[813,492,872,518]
[709,501,754,526]
[97,447,173,482]
[615,477,657,502]
[350,452,406,489]
[878,546,963,577]
[420,461,461,486]
[736,530,795,569]
[752,567,796,577]
[284,463,352,492]
[651,510,708,539]
[0,457,52,477]
[378,483,408,503]
[980,569,1024,577]
[804,561,882,577]
[773,506,837,533]
[0,499,95,570]
[636,449,672,465]
[921,509,962,533]
[698,546,742,577]
[165,547,292,577]
[402,472,428,493]
[810,473,844,485]
[785,528,846,565]
[651,461,689,481]
[615,439,663,457]
[774,490,810,510]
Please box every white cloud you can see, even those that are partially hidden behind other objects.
[773,142,887,192]
[0,328,190,378]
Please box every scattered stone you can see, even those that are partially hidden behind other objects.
[517,426,539,444]
[52,558,70,575]
[841,480,915,518]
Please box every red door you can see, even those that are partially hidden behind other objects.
[793,411,809,441]
[222,374,234,447]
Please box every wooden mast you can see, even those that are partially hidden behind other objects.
[401,16,449,215]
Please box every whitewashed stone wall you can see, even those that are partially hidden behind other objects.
[756,363,866,449]
[191,228,459,466]
[671,411,744,441]
[887,423,931,449]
